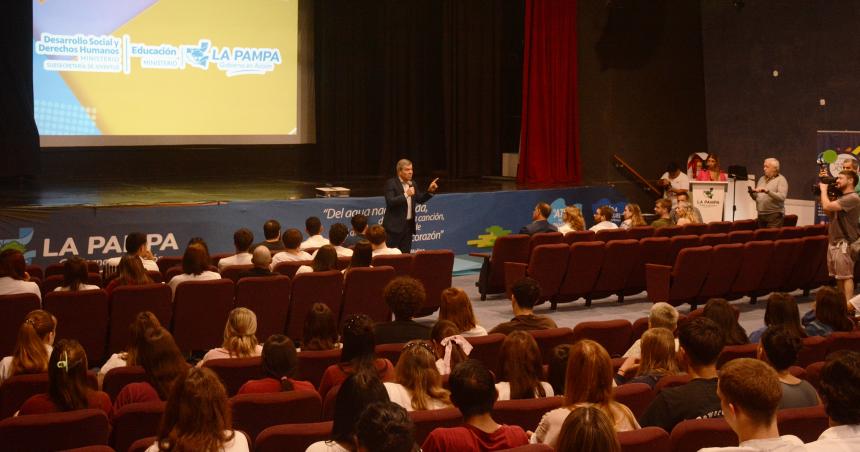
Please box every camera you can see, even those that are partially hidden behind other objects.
[812,159,840,198]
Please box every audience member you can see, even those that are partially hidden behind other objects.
[802,287,854,337]
[699,358,802,452]
[270,228,313,268]
[620,203,646,229]
[105,254,154,296]
[297,244,338,275]
[615,328,679,389]
[422,360,529,452]
[651,198,674,229]
[342,213,369,248]
[320,222,354,257]
[758,326,819,409]
[237,245,276,279]
[198,307,262,366]
[355,401,418,452]
[672,192,704,223]
[547,344,571,396]
[217,228,254,271]
[496,331,553,400]
[113,327,190,411]
[674,201,700,225]
[557,205,586,234]
[148,367,249,452]
[703,298,750,346]
[319,314,395,399]
[430,320,470,376]
[54,256,99,291]
[639,317,724,432]
[99,311,161,383]
[346,240,373,271]
[301,303,339,351]
[555,405,622,452]
[104,232,159,273]
[802,351,860,451]
[19,339,112,416]
[533,340,639,447]
[623,302,679,358]
[0,309,56,385]
[589,205,618,231]
[696,153,728,182]
[237,335,316,395]
[167,243,221,297]
[489,277,557,334]
[307,370,391,452]
[748,293,807,343]
[0,249,42,300]
[301,216,331,250]
[187,236,210,255]
[658,161,690,206]
[384,340,452,411]
[255,219,285,253]
[368,224,402,256]
[439,287,487,336]
[375,277,432,344]
[519,202,558,235]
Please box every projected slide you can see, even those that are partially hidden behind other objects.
[33,0,305,146]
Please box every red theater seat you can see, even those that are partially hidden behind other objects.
[669,418,736,452]
[627,226,655,240]
[528,232,564,254]
[504,243,569,305]
[108,284,172,354]
[492,396,564,430]
[613,382,655,419]
[668,235,700,265]
[110,401,165,452]
[0,293,41,357]
[725,241,773,301]
[717,343,758,369]
[409,407,463,445]
[255,421,333,452]
[528,328,575,364]
[749,238,802,303]
[273,260,311,279]
[235,275,291,341]
[596,228,628,242]
[698,233,728,247]
[572,319,633,358]
[231,391,323,442]
[371,253,414,278]
[730,219,757,231]
[44,289,109,365]
[296,349,341,389]
[753,227,780,241]
[221,264,254,283]
[680,223,708,236]
[204,357,265,396]
[618,426,670,452]
[654,226,683,238]
[553,241,604,309]
[340,266,396,324]
[694,243,743,308]
[472,234,530,300]
[0,409,110,452]
[706,221,732,234]
[171,279,235,354]
[102,366,147,402]
[646,246,713,308]
[411,250,455,317]
[466,334,505,374]
[776,404,828,443]
[286,271,344,341]
[590,239,639,304]
[564,230,597,244]
[727,230,754,243]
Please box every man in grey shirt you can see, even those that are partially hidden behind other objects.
[820,170,860,304]
[749,157,789,228]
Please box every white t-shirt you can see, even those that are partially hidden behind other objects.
[217,253,252,271]
[306,441,350,452]
[301,235,331,250]
[494,381,554,401]
[145,431,250,452]
[197,345,263,367]
[460,325,488,337]
[372,247,402,256]
[0,343,53,385]
[802,424,860,452]
[0,277,41,301]
[699,435,803,452]
[589,221,618,232]
[167,271,222,296]
[54,284,100,292]
[557,224,573,234]
[313,246,353,258]
[295,265,313,275]
[660,171,690,205]
[384,382,450,412]
[105,255,160,273]
[270,250,313,269]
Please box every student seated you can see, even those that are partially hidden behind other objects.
[0,249,42,300]
[495,331,553,400]
[430,320,469,376]
[318,314,395,400]
[301,303,340,351]
[623,302,679,358]
[556,405,622,452]
[237,335,316,395]
[374,277,432,345]
[296,245,339,275]
[217,228,254,271]
[615,328,679,389]
[99,311,161,383]
[489,277,557,335]
[167,243,221,298]
[105,254,154,296]
[758,326,819,409]
[355,402,418,452]
[747,293,807,343]
[385,340,453,411]
[301,216,330,250]
[54,256,99,291]
[270,229,313,268]
[703,298,749,346]
[198,307,262,367]
[802,287,854,337]
[802,351,860,451]
[367,224,402,256]
[0,310,56,385]
[438,287,487,337]
[113,327,190,412]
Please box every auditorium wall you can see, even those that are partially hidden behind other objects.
[701,1,860,199]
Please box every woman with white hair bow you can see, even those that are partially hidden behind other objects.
[431,320,472,375]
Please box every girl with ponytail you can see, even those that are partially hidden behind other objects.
[237,334,317,395]
[0,310,56,385]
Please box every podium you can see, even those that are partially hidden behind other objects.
[690,181,728,223]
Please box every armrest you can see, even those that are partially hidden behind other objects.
[645,263,672,303]
[503,262,529,299]
[469,252,491,260]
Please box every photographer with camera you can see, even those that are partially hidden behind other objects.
[820,170,860,306]
[748,158,788,228]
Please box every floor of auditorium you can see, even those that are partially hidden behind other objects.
[418,273,818,334]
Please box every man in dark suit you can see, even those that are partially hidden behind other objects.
[382,159,439,253]
[519,202,558,235]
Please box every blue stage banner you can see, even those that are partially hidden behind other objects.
[0,186,627,267]
[815,131,860,224]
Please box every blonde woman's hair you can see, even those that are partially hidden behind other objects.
[637,328,679,377]
[395,340,451,410]
[625,204,646,227]
[222,307,259,358]
[563,206,585,231]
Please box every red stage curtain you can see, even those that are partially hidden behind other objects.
[517,0,580,185]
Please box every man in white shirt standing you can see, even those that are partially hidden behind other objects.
[658,162,690,207]
[589,205,618,231]
[270,229,313,269]
[801,351,860,452]
[217,228,254,271]
[368,224,402,256]
[104,232,159,273]
[301,216,330,250]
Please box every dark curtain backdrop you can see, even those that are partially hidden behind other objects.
[518,0,580,184]
[0,1,40,178]
[316,0,523,179]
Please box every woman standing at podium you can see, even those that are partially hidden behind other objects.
[696,153,728,181]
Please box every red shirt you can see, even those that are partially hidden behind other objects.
[237,377,318,395]
[318,359,395,399]
[422,424,529,452]
[18,391,113,417]
[112,381,161,415]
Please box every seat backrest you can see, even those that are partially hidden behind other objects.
[486,234,531,293]
[231,391,323,441]
[43,274,65,294]
[371,254,414,277]
[669,418,737,452]
[110,401,165,452]
[0,293,41,357]
[727,230,754,243]
[204,357,265,396]
[572,319,633,358]
[654,225,683,237]
[796,336,831,368]
[408,407,463,445]
[221,265,255,283]
[696,243,743,300]
[627,226,655,241]
[729,241,773,293]
[102,366,148,401]
[828,330,860,355]
[171,279,236,353]
[273,260,312,279]
[680,223,708,236]
[340,266,396,324]
[639,237,672,266]
[492,396,564,430]
[698,233,728,247]
[25,265,43,281]
[375,343,405,367]
[617,426,670,452]
[667,246,713,304]
[44,289,109,365]
[804,361,825,392]
[564,230,597,244]
[630,317,649,342]
[0,408,110,451]
[296,349,342,388]
[556,241,604,300]
[528,328,575,364]
[731,219,757,231]
[44,263,65,278]
[613,383,655,419]
[706,221,732,234]
[411,250,455,317]
[235,276,292,342]
[286,271,344,341]
[777,226,804,240]
[156,256,182,276]
[528,232,564,254]
[108,284,172,354]
[592,240,639,295]
[164,266,183,283]
[526,244,570,300]
[783,214,799,227]
[0,373,49,418]
[786,236,828,292]
[596,228,628,242]
[254,421,333,452]
[803,224,827,237]
[146,270,164,284]
[753,227,780,241]
[465,334,506,374]
[322,383,340,420]
[776,404,828,443]
[757,238,803,292]
[716,343,758,369]
[654,374,691,394]
[668,235,700,264]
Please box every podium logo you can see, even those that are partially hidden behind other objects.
[703,188,715,200]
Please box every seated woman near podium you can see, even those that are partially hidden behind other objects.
[674,202,700,225]
[695,153,728,181]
